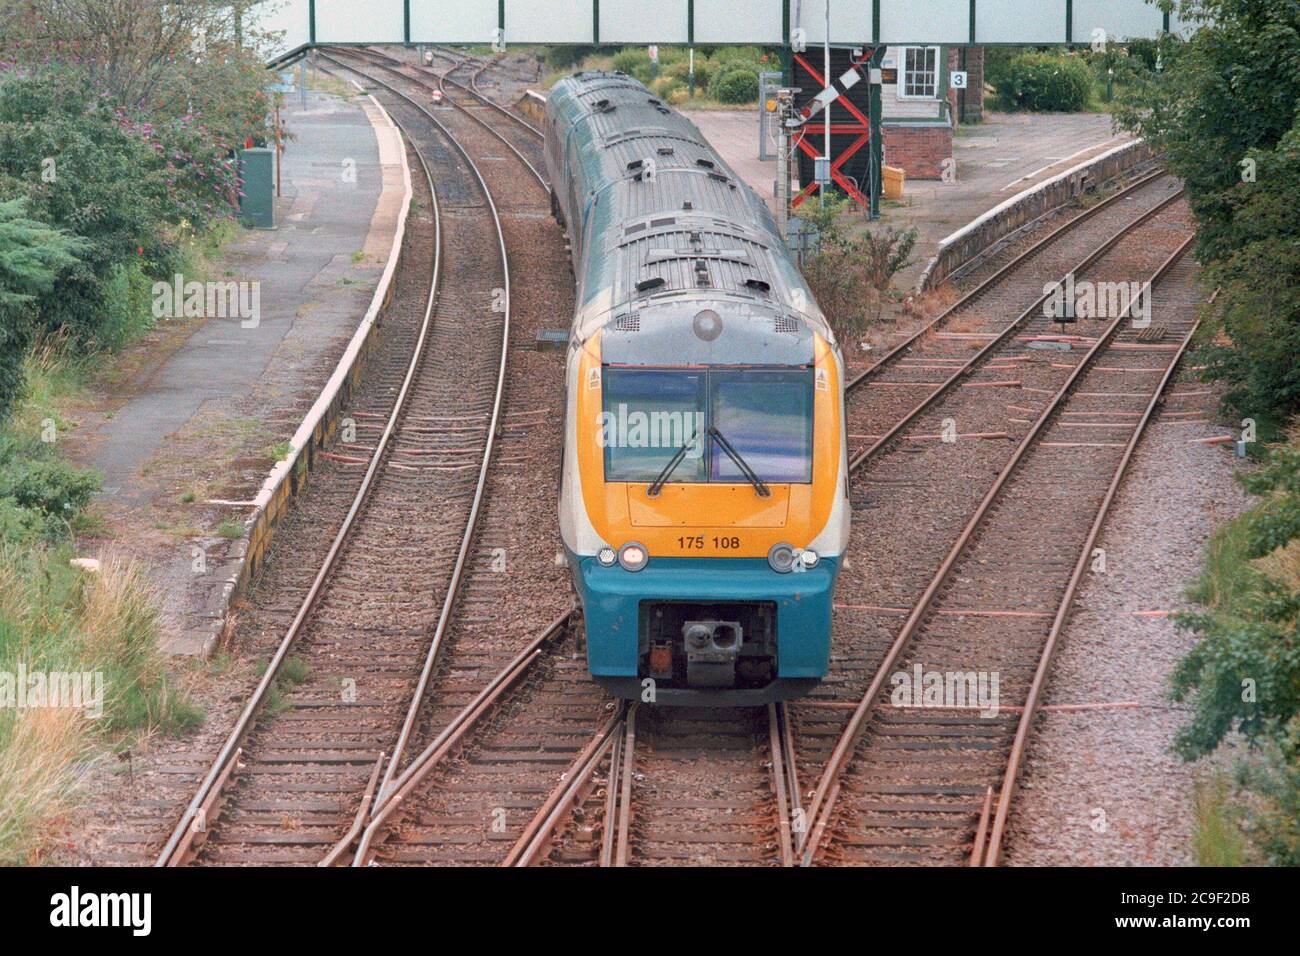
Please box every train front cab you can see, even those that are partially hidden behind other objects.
[564,319,848,706]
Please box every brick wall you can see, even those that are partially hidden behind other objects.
[882,123,953,180]
[948,45,985,124]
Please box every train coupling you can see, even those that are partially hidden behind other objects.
[682,619,745,688]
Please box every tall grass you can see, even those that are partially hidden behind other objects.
[0,341,199,862]
[1186,512,1258,612]
[0,547,200,863]
[0,706,87,864]
[1191,773,1250,866]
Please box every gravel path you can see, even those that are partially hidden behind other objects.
[1003,375,1254,866]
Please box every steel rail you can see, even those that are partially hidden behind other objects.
[331,47,547,188]
[321,609,576,866]
[778,703,806,856]
[847,185,1185,474]
[612,704,639,867]
[413,46,545,140]
[501,701,628,867]
[598,729,625,867]
[153,78,445,869]
[844,168,1172,397]
[799,233,1197,867]
[767,703,797,866]
[980,295,1201,866]
[464,55,545,139]
[316,50,515,815]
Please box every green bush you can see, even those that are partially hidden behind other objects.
[712,67,760,104]
[546,45,599,69]
[651,75,685,100]
[95,259,155,352]
[1003,52,1092,111]
[0,498,41,545]
[1125,38,1160,72]
[0,199,84,420]
[0,458,100,524]
[983,45,1027,94]
[1171,440,1300,865]
[665,56,719,92]
[611,48,657,84]
[711,46,772,70]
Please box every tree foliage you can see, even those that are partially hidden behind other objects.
[0,199,84,419]
[1115,0,1300,420]
[0,2,279,420]
[1171,443,1300,864]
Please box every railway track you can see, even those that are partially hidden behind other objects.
[303,49,604,867]
[135,48,1204,868]
[500,701,803,866]
[353,45,546,174]
[519,181,1197,868]
[151,51,524,866]
[843,170,1183,470]
[802,236,1201,866]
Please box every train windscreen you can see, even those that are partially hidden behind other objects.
[600,367,814,485]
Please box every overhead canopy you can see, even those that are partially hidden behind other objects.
[254,0,1192,61]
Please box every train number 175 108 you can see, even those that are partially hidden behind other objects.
[677,535,741,550]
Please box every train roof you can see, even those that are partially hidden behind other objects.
[548,71,834,350]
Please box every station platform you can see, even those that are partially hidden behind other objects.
[69,87,407,653]
[690,109,1130,288]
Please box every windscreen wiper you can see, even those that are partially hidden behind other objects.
[709,426,771,498]
[647,428,700,497]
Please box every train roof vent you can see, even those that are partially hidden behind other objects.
[614,313,641,332]
[635,277,666,293]
[649,216,676,228]
[746,278,772,295]
[626,159,644,171]
[774,316,800,334]
[682,200,693,210]
[594,99,615,113]
[657,146,675,155]
[623,222,647,236]
[696,158,715,169]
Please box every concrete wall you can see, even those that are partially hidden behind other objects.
[917,139,1157,291]
[517,90,547,126]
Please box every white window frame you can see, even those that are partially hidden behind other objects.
[899,45,941,100]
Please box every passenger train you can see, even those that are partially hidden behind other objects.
[546,71,850,705]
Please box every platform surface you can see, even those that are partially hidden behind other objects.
[691,108,1131,287]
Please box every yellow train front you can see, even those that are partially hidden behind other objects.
[547,71,850,705]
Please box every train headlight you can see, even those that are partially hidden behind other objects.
[799,549,820,570]
[618,542,648,572]
[596,546,617,567]
[768,543,796,573]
